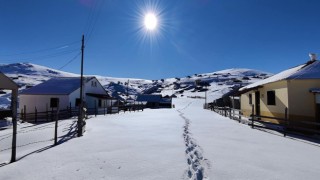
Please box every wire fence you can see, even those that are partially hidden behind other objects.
[0,118,77,166]
[0,104,145,166]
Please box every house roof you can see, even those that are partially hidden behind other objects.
[0,72,18,90]
[20,77,95,95]
[240,60,320,92]
[136,94,162,102]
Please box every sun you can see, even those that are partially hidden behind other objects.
[144,13,158,31]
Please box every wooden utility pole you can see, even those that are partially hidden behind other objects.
[10,89,18,163]
[78,35,85,137]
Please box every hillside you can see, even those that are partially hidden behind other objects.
[0,63,272,108]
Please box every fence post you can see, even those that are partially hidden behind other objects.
[23,105,26,122]
[95,100,97,117]
[224,106,227,117]
[104,101,106,116]
[284,107,288,137]
[239,111,241,123]
[69,102,72,118]
[51,108,54,121]
[35,107,37,123]
[46,104,49,121]
[251,105,255,128]
[54,102,60,145]
[229,107,232,119]
[233,108,235,120]
[20,108,23,121]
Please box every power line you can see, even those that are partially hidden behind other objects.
[3,48,80,62]
[83,0,99,36]
[58,52,81,70]
[84,0,105,45]
[0,40,80,57]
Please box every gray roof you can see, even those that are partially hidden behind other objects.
[21,77,94,95]
[287,60,320,79]
[240,60,320,91]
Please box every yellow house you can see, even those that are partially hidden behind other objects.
[239,57,320,126]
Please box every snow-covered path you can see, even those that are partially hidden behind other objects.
[180,98,320,179]
[0,98,319,180]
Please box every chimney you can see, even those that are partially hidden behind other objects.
[309,53,317,61]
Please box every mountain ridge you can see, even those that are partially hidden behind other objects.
[0,62,272,108]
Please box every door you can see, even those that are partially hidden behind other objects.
[255,91,261,116]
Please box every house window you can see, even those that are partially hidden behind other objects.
[91,81,97,87]
[50,98,59,108]
[267,91,276,105]
[98,99,102,108]
[249,94,252,105]
[75,98,81,107]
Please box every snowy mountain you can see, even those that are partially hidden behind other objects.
[0,62,272,108]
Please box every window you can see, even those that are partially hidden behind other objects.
[98,99,102,108]
[91,81,97,87]
[75,98,81,107]
[267,91,276,105]
[50,98,59,108]
[249,94,252,105]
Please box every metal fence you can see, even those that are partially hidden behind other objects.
[0,104,145,166]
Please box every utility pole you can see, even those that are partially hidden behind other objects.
[78,35,85,137]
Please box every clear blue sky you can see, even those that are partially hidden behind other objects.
[1,0,320,79]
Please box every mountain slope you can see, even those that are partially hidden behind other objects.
[0,63,272,108]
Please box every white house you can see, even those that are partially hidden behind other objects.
[19,76,114,113]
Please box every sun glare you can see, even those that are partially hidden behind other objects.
[144,13,157,30]
[131,0,169,45]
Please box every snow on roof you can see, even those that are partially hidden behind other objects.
[240,60,320,91]
[287,60,320,79]
[20,77,94,95]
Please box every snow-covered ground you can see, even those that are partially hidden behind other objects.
[0,98,319,179]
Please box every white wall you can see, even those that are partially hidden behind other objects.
[19,77,111,113]
[85,78,106,94]
[69,88,80,107]
[19,94,69,113]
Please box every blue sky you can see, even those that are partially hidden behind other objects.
[1,0,320,79]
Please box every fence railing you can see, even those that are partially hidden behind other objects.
[208,104,320,139]
[210,106,242,122]
[19,104,145,123]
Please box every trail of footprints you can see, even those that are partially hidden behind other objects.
[178,109,210,180]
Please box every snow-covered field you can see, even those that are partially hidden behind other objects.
[0,98,320,180]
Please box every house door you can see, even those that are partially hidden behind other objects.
[255,91,261,116]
